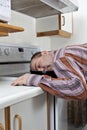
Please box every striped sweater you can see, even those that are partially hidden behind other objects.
[27,43,87,99]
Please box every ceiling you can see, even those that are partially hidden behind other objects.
[11,0,60,18]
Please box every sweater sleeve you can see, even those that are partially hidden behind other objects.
[26,74,44,86]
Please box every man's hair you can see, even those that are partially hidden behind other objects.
[31,51,41,61]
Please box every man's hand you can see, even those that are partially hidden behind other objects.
[11,73,30,86]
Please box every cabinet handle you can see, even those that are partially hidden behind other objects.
[0,123,4,130]
[15,114,22,130]
[62,16,65,26]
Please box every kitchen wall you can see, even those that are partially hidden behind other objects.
[0,0,87,51]
[0,11,51,50]
[50,0,87,50]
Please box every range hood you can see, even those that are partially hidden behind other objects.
[40,0,78,13]
[11,0,79,18]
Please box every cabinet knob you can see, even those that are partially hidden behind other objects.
[15,114,22,130]
[0,123,4,130]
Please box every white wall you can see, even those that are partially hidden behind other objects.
[50,0,87,50]
[0,11,51,50]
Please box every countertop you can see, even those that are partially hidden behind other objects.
[0,77,44,109]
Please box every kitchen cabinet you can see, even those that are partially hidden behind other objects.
[36,13,73,38]
[0,77,48,130]
[0,109,5,130]
[10,93,48,130]
[0,22,24,36]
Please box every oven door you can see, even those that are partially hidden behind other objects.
[0,63,30,77]
[55,98,87,130]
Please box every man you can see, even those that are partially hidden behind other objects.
[12,43,87,100]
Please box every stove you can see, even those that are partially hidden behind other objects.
[0,43,39,76]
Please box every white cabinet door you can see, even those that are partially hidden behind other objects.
[10,93,47,130]
[36,15,59,32]
[0,109,5,130]
[60,13,73,33]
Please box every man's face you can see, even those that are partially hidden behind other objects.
[31,52,53,73]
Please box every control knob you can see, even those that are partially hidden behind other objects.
[4,48,10,56]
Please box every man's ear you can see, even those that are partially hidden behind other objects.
[41,51,49,55]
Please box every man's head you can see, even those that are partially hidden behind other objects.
[30,51,53,73]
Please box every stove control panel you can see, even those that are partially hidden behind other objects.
[0,45,40,63]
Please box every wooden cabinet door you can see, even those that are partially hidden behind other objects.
[0,109,5,130]
[0,22,24,36]
[10,93,48,130]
